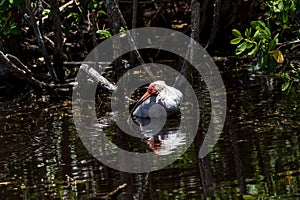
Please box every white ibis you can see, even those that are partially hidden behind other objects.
[131,81,183,118]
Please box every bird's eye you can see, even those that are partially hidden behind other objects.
[147,84,156,94]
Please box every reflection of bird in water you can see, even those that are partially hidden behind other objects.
[136,117,186,155]
[131,81,183,118]
[144,130,186,155]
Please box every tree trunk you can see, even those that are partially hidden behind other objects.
[49,0,65,82]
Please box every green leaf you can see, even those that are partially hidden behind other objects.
[245,28,251,38]
[260,54,269,69]
[119,26,125,33]
[96,29,112,39]
[264,26,271,38]
[296,70,300,79]
[230,37,243,45]
[273,33,279,42]
[258,20,266,26]
[235,42,247,55]
[253,30,260,39]
[0,0,6,7]
[268,39,276,52]
[42,9,51,16]
[246,43,254,49]
[282,12,288,23]
[273,5,281,12]
[250,21,260,29]
[232,29,241,37]
[281,73,291,91]
[278,1,284,10]
[98,10,107,16]
[248,44,258,56]
[255,31,266,40]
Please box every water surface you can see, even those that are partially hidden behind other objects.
[1,67,300,199]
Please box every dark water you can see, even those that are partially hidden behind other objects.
[1,67,300,199]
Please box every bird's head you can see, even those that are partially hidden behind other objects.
[139,81,166,102]
[130,81,166,117]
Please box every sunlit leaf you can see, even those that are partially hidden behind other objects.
[253,30,260,39]
[273,49,284,63]
[257,20,266,28]
[281,73,291,91]
[235,42,247,55]
[96,29,112,39]
[98,10,107,16]
[0,0,6,6]
[265,26,271,38]
[273,33,279,43]
[246,43,253,49]
[42,9,51,16]
[232,29,241,37]
[248,44,258,56]
[245,28,251,38]
[242,194,256,200]
[278,1,284,10]
[230,37,242,44]
[268,39,276,52]
[273,5,281,12]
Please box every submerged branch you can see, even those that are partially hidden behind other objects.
[80,64,117,92]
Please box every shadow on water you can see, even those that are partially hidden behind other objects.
[1,61,300,199]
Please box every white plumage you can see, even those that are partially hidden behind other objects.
[132,81,183,118]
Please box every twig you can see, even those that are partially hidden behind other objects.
[112,0,156,81]
[132,0,138,29]
[199,0,209,34]
[174,0,200,88]
[59,0,73,11]
[278,39,300,46]
[205,0,221,49]
[130,0,138,66]
[41,0,74,22]
[101,183,127,199]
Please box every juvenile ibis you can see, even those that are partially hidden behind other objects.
[131,81,183,118]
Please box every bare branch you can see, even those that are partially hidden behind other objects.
[80,64,117,92]
[25,0,59,82]
[111,0,156,81]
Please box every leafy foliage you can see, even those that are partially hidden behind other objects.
[231,0,300,91]
[231,20,281,73]
[96,29,112,39]
[0,0,23,40]
[266,0,298,28]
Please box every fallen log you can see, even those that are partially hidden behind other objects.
[0,50,117,97]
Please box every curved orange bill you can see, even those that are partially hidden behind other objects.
[130,91,152,117]
[137,91,152,103]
